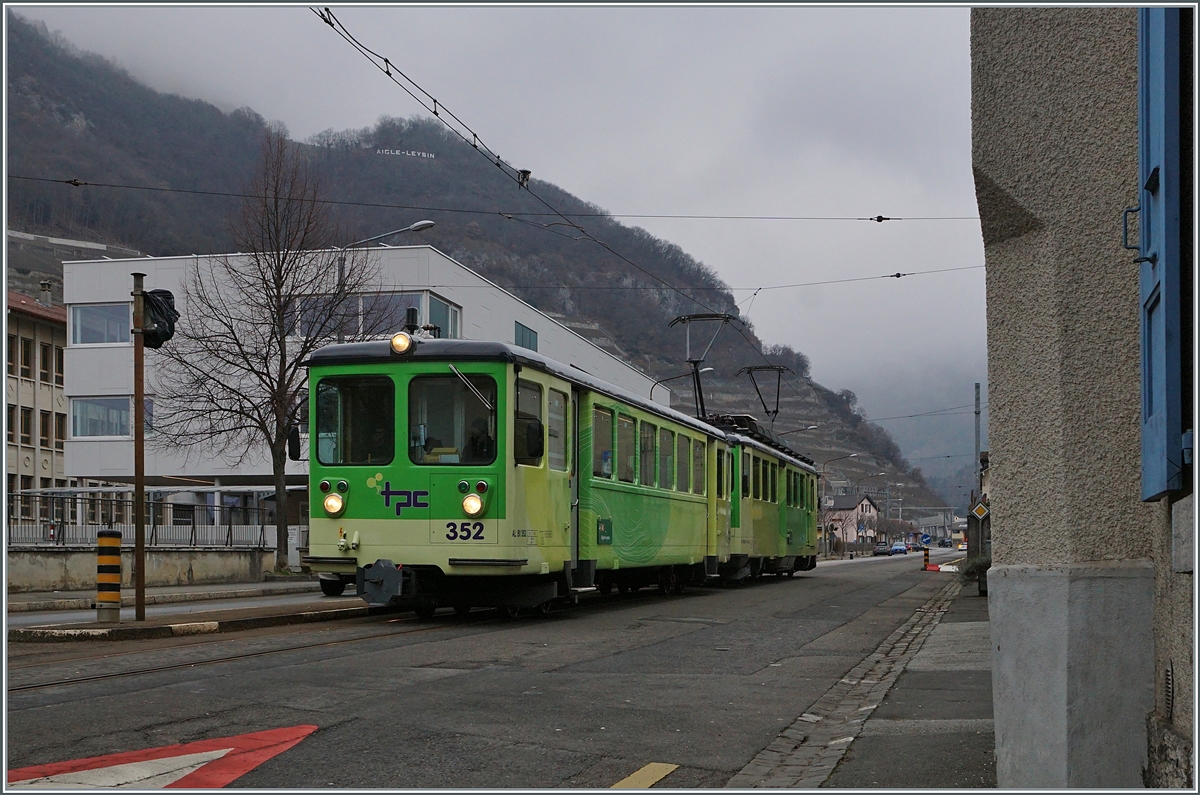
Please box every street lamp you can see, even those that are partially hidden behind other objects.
[819,453,857,557]
[336,220,435,343]
[650,367,712,402]
[777,425,818,436]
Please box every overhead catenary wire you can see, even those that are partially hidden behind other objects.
[8,175,984,294]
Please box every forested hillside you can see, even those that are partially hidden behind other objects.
[6,11,944,504]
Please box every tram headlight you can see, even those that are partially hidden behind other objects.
[390,332,414,354]
[462,493,484,518]
[323,492,346,517]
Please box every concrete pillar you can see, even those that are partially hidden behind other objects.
[972,8,1159,787]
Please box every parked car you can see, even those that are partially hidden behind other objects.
[938,539,953,548]
[958,542,968,551]
[873,542,890,556]
[890,542,908,555]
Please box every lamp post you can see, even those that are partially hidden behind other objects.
[650,367,712,403]
[819,453,857,557]
[777,425,818,436]
[336,220,435,344]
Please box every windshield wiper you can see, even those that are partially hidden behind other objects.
[449,364,494,411]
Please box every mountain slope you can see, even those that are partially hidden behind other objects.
[5,11,946,508]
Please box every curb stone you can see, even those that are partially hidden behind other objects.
[8,603,403,642]
[726,579,962,788]
[7,582,321,613]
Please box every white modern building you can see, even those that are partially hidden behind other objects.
[63,244,664,488]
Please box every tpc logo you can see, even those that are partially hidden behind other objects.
[379,482,429,517]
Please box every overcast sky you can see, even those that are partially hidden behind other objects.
[11,4,988,472]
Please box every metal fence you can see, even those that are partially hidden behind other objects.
[5,494,307,549]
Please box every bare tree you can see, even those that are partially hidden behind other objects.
[152,131,380,570]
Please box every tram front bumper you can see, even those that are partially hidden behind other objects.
[356,559,417,607]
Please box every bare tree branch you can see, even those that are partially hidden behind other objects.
[151,130,383,569]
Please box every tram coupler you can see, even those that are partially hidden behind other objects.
[357,559,416,607]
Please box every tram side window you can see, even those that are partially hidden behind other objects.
[658,428,674,489]
[593,408,613,477]
[617,414,635,483]
[676,435,690,492]
[728,451,735,496]
[752,456,760,500]
[770,463,778,503]
[515,380,544,466]
[742,452,750,497]
[693,439,705,495]
[548,389,568,471]
[409,374,497,466]
[640,422,657,486]
[716,449,725,499]
[316,376,395,466]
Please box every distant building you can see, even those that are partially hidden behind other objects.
[824,494,879,552]
[62,244,667,490]
[7,287,68,506]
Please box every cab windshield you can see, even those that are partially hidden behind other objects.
[408,374,498,465]
[315,376,395,465]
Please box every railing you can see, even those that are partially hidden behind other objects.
[5,494,306,549]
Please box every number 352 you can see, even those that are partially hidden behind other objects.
[446,521,485,541]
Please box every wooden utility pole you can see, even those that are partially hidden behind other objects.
[132,273,146,621]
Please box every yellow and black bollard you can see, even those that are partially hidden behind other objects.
[96,529,122,622]
[924,547,930,569]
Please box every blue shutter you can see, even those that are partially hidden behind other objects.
[1138,8,1183,500]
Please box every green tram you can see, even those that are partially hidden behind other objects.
[299,332,819,616]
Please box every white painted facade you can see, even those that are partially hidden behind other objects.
[63,244,663,485]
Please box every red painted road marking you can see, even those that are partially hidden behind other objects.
[8,724,317,788]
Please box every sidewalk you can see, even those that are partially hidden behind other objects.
[822,582,995,788]
[6,577,321,612]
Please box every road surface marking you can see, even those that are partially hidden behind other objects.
[8,725,317,789]
[611,762,679,788]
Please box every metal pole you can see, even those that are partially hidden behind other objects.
[974,383,981,493]
[132,272,146,621]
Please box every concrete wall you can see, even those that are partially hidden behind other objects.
[7,547,270,592]
[971,7,1187,787]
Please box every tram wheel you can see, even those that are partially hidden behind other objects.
[617,583,630,595]
[599,579,613,597]
[537,601,553,616]
[453,605,472,617]
[672,577,686,595]
[786,570,795,579]
[500,605,521,619]
[414,601,437,619]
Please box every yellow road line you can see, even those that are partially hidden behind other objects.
[611,762,679,789]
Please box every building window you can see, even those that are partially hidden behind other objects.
[20,338,33,378]
[514,321,538,352]
[6,404,14,443]
[54,346,64,386]
[39,343,52,382]
[55,413,66,450]
[71,397,130,437]
[40,411,51,448]
[361,292,422,335]
[20,407,33,445]
[20,475,33,517]
[71,304,131,345]
[428,294,460,339]
[7,335,15,375]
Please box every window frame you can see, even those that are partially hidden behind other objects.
[70,303,131,346]
[616,413,636,483]
[20,406,33,445]
[592,407,614,478]
[406,373,496,467]
[658,428,674,489]
[639,421,657,487]
[316,375,398,467]
[515,379,544,468]
[676,435,690,492]
[20,338,33,378]
[548,388,569,472]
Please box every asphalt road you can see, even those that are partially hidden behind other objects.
[7,549,962,788]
